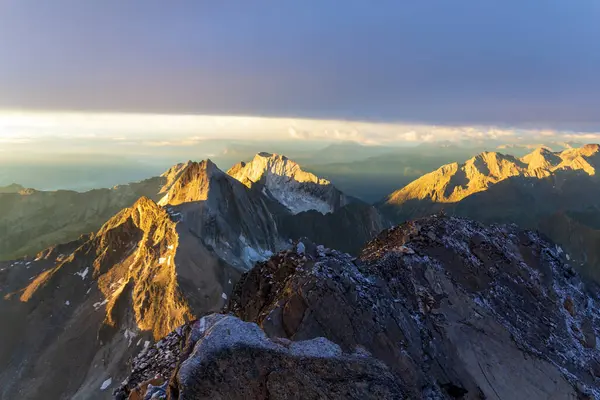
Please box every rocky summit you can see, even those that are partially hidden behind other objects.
[120,215,600,399]
[228,152,349,215]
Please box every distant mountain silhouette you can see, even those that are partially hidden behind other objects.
[380,144,600,282]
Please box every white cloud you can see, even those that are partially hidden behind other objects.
[0,110,598,149]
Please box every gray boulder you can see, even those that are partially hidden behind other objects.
[170,314,404,399]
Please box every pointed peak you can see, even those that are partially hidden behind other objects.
[133,195,159,208]
[160,160,192,177]
[522,146,556,159]
[158,159,228,206]
[228,151,347,214]
[580,143,600,156]
[186,159,224,178]
[468,151,501,163]
[532,146,553,154]
[255,152,290,162]
[521,146,562,171]
[203,158,220,171]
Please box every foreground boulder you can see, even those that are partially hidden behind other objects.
[118,314,403,399]
[121,215,600,399]
[175,314,402,399]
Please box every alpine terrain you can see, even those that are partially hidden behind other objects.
[0,162,192,261]
[0,153,386,399]
[380,144,600,283]
[118,215,600,399]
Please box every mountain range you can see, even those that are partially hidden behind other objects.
[2,145,600,398]
[380,143,600,282]
[0,153,376,262]
[0,152,387,399]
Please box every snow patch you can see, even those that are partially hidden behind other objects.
[229,153,343,214]
[197,317,207,334]
[268,184,334,214]
[93,299,108,311]
[65,300,70,306]
[221,292,228,300]
[75,267,89,280]
[100,378,112,391]
[124,329,137,347]
[241,245,272,266]
[159,257,166,264]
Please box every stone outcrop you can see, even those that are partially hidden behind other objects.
[174,315,403,399]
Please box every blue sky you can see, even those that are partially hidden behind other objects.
[1,1,600,129]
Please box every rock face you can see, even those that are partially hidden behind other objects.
[228,152,349,214]
[158,159,286,269]
[0,196,240,400]
[116,315,404,400]
[275,202,391,254]
[226,215,600,399]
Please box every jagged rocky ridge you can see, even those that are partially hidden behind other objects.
[382,144,600,212]
[0,154,387,399]
[0,196,241,399]
[121,215,600,399]
[379,144,600,284]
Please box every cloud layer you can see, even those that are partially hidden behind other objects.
[1,111,598,154]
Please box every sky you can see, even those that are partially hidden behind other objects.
[1,1,600,147]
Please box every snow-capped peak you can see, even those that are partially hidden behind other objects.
[227,153,348,215]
